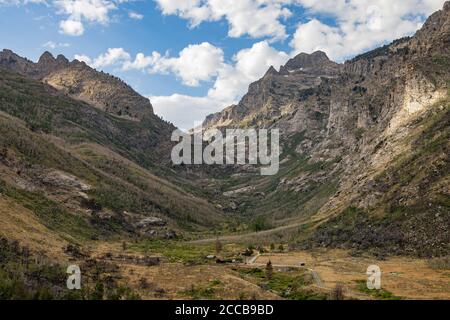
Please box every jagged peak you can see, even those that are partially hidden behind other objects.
[0,49,25,61]
[1,49,14,55]
[284,50,332,69]
[293,50,330,60]
[56,54,69,64]
[38,51,55,63]
[264,65,278,77]
[308,50,329,59]
[278,50,340,76]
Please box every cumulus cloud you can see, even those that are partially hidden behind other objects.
[85,41,288,128]
[154,0,446,55]
[54,0,118,35]
[55,0,115,23]
[1,1,122,35]
[74,53,92,64]
[59,19,84,36]
[122,52,161,70]
[123,42,225,87]
[75,47,130,68]
[155,0,292,41]
[208,41,289,102]
[149,42,225,87]
[150,94,223,131]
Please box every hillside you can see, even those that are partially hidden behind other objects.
[0,65,225,246]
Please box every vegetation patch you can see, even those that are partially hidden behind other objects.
[130,240,216,265]
[354,280,402,300]
[181,279,223,300]
[237,267,327,300]
[0,237,139,300]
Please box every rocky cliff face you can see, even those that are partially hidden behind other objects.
[0,50,154,120]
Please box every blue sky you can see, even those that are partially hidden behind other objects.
[0,0,445,129]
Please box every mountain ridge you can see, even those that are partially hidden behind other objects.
[0,49,155,121]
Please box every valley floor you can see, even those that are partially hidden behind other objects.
[86,241,450,300]
[1,189,449,300]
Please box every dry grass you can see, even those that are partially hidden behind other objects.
[0,196,68,260]
[118,263,280,300]
[255,249,450,300]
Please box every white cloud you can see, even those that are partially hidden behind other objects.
[42,41,70,49]
[135,42,225,87]
[55,0,115,23]
[94,48,130,68]
[155,0,292,41]
[150,94,223,131]
[2,0,126,35]
[154,0,446,61]
[75,47,130,68]
[74,53,92,64]
[55,0,118,35]
[154,0,446,51]
[153,43,224,87]
[59,19,84,36]
[128,11,143,20]
[123,52,161,70]
[0,0,47,4]
[208,40,289,102]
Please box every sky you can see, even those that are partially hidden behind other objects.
[0,0,446,130]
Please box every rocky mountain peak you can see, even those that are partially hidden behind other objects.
[280,51,340,74]
[0,49,16,58]
[410,0,450,55]
[38,51,55,64]
[37,52,70,75]
[202,49,343,130]
[280,50,339,74]
[0,49,38,76]
[56,54,69,64]
[263,65,279,77]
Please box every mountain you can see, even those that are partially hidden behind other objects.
[203,50,341,131]
[0,1,449,302]
[0,2,448,262]
[202,2,450,257]
[0,50,153,120]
